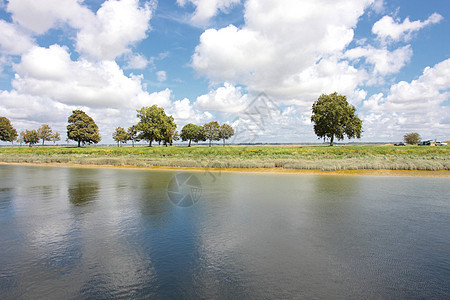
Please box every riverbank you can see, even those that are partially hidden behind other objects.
[1,144,448,173]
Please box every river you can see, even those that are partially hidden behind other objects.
[0,165,449,299]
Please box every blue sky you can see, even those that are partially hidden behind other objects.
[0,0,449,144]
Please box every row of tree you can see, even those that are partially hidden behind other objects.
[0,117,61,146]
[2,92,362,147]
[111,106,235,147]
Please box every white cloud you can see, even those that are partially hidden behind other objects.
[156,70,167,82]
[0,20,35,55]
[372,13,443,43]
[362,58,450,140]
[76,0,153,60]
[124,53,150,69]
[345,45,412,75]
[6,0,95,35]
[195,82,249,113]
[12,44,171,109]
[192,0,374,104]
[177,0,240,25]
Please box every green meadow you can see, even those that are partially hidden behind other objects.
[1,144,449,171]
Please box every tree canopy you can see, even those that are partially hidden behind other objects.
[0,116,18,143]
[23,129,39,147]
[127,125,140,147]
[136,105,178,147]
[112,127,128,146]
[180,123,205,147]
[204,121,221,147]
[67,110,101,147]
[219,124,234,146]
[52,132,61,145]
[37,124,53,146]
[403,132,421,145]
[311,92,362,146]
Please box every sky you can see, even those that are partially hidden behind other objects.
[0,0,449,144]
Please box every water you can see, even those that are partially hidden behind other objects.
[0,165,449,299]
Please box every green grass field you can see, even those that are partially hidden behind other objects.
[1,144,449,171]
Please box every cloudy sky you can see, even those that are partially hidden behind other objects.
[0,0,448,144]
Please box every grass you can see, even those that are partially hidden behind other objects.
[0,144,449,171]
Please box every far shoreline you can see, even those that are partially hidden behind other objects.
[1,161,449,178]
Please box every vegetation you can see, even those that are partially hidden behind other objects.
[112,127,128,147]
[0,117,18,143]
[23,130,39,147]
[204,121,221,147]
[0,144,448,172]
[404,132,421,145]
[311,92,362,146]
[67,110,101,147]
[127,125,140,147]
[180,123,205,147]
[219,124,234,146]
[52,132,61,145]
[37,124,53,146]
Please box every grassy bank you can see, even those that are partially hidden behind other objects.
[0,144,449,171]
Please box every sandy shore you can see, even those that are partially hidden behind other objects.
[1,161,449,177]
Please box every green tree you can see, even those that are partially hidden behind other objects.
[136,105,171,147]
[219,124,234,146]
[37,124,53,146]
[52,132,61,145]
[203,121,221,147]
[160,115,177,146]
[181,123,202,147]
[23,129,39,147]
[67,110,101,147]
[0,116,18,143]
[18,131,25,146]
[403,132,421,145]
[311,92,362,146]
[127,125,140,147]
[112,127,128,147]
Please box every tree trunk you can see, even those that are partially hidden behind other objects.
[188,140,191,147]
[223,139,225,146]
[42,140,44,146]
[330,135,334,146]
[149,140,152,147]
[209,139,211,147]
[77,140,81,147]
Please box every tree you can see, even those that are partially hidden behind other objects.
[404,132,421,145]
[0,116,18,143]
[219,124,234,146]
[23,129,39,147]
[52,132,61,145]
[127,125,140,147]
[136,105,166,147]
[311,92,362,146]
[37,124,53,146]
[112,127,128,147]
[181,123,202,147]
[203,121,221,147]
[18,131,25,146]
[160,115,177,147]
[67,110,101,147]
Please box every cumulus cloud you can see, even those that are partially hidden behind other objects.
[362,58,450,140]
[12,44,171,108]
[345,45,412,75]
[124,53,150,69]
[177,0,240,25]
[156,70,167,82]
[195,82,249,113]
[192,0,374,104]
[6,0,96,35]
[372,13,443,43]
[76,0,153,60]
[0,20,35,55]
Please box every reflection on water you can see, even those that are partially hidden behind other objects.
[0,165,449,299]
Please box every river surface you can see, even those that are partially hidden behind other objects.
[0,165,449,299]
